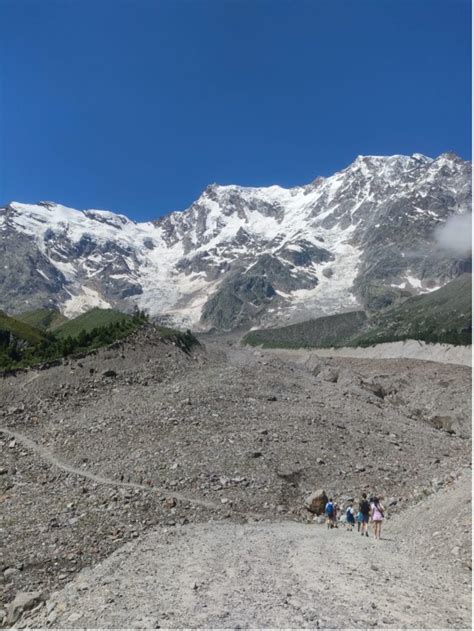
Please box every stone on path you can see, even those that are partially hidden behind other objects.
[304,489,328,515]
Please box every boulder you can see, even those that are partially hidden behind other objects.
[336,368,358,388]
[429,414,466,436]
[304,489,328,515]
[340,495,355,505]
[317,367,339,383]
[47,611,58,625]
[7,404,25,415]
[360,378,386,399]
[276,469,303,486]
[7,591,45,625]
[308,359,325,375]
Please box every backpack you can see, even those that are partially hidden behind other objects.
[346,507,353,520]
[359,499,370,516]
[326,501,334,517]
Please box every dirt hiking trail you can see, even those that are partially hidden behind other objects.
[24,470,471,629]
[0,427,222,512]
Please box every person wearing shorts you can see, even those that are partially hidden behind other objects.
[371,497,385,540]
[325,498,336,529]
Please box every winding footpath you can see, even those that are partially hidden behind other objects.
[1,427,222,512]
[2,426,471,629]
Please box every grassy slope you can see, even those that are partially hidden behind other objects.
[55,308,133,339]
[243,275,472,349]
[16,308,68,331]
[243,311,368,348]
[352,274,472,346]
[0,311,47,345]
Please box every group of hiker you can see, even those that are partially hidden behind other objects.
[324,493,385,540]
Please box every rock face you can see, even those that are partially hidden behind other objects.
[304,489,328,515]
[0,153,470,330]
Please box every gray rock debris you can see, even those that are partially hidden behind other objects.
[6,591,45,625]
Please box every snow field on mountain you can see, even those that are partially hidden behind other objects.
[2,152,470,326]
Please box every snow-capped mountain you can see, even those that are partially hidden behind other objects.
[0,152,471,330]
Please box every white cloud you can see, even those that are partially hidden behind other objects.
[435,213,472,255]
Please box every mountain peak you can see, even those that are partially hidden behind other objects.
[2,152,470,330]
[436,151,465,163]
[411,153,432,163]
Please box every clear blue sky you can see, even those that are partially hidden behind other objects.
[0,0,471,221]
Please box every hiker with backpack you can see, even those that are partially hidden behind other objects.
[325,497,336,529]
[359,493,370,537]
[345,502,355,531]
[370,497,385,540]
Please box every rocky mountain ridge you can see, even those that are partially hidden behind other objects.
[0,152,471,330]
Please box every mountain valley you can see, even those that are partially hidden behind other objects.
[0,151,472,629]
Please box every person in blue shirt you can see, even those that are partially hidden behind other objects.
[325,498,336,529]
[346,502,356,531]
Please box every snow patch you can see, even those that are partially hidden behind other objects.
[63,287,112,317]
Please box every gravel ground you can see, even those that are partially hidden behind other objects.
[269,340,472,366]
[0,329,471,627]
[21,469,472,629]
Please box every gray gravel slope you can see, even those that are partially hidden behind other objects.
[1,332,471,627]
[23,469,471,629]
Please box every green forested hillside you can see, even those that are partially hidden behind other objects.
[0,307,199,371]
[0,308,146,370]
[55,308,134,338]
[244,311,368,348]
[352,274,471,346]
